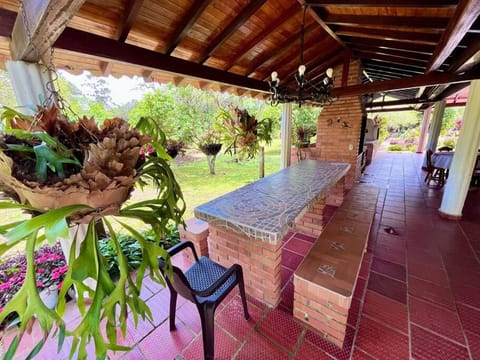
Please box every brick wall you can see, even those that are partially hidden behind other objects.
[313,59,365,188]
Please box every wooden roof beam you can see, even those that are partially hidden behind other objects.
[332,67,480,98]
[117,0,145,43]
[334,26,440,45]
[51,26,269,93]
[298,0,348,49]
[323,14,449,29]
[426,0,480,72]
[363,60,425,74]
[100,61,113,75]
[351,45,431,61]
[198,0,268,64]
[355,51,427,68]
[10,0,85,61]
[307,0,457,7]
[367,106,417,113]
[366,98,432,108]
[224,2,301,71]
[165,0,212,55]
[343,37,435,54]
[448,37,480,72]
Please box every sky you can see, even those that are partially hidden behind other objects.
[59,70,156,105]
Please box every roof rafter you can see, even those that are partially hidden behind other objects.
[333,26,440,45]
[323,14,449,29]
[224,2,301,71]
[117,0,144,42]
[198,0,268,64]
[356,51,427,68]
[307,0,457,7]
[165,0,212,55]
[426,0,480,71]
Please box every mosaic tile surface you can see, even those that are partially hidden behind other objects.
[194,160,350,244]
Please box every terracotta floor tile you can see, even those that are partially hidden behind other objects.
[411,324,469,360]
[145,289,171,327]
[362,290,408,334]
[176,301,202,335]
[182,326,240,360]
[355,316,408,360]
[466,330,480,360]
[258,307,302,352]
[373,243,406,266]
[407,260,449,287]
[294,340,332,359]
[279,280,294,311]
[283,236,313,256]
[353,277,367,300]
[367,272,407,304]
[293,233,317,243]
[280,266,294,289]
[138,320,195,360]
[371,257,406,282]
[408,276,456,311]
[235,331,290,359]
[108,346,145,360]
[457,303,480,335]
[347,297,362,327]
[281,249,304,271]
[304,325,355,360]
[352,347,377,359]
[216,295,263,342]
[409,296,465,344]
[452,284,480,309]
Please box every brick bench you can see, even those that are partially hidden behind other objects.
[293,185,379,348]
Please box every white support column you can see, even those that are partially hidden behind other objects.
[416,106,432,153]
[439,79,480,219]
[422,100,446,168]
[6,60,52,113]
[280,103,292,169]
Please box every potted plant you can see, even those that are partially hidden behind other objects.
[165,139,185,159]
[197,131,222,175]
[0,106,185,359]
[294,124,316,148]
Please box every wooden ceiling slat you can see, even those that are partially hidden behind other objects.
[350,45,431,61]
[333,25,440,45]
[356,51,427,68]
[307,0,457,7]
[426,0,480,71]
[197,0,268,64]
[332,68,480,97]
[100,60,113,75]
[224,2,300,71]
[323,14,449,29]
[367,106,417,113]
[117,0,145,42]
[164,0,213,55]
[367,98,431,108]
[342,37,435,53]
[363,60,425,74]
[448,36,480,72]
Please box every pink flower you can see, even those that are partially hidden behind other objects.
[57,282,63,291]
[37,268,46,274]
[36,281,44,288]
[0,282,11,290]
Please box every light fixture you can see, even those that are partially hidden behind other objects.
[268,5,335,107]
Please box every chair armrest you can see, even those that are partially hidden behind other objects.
[193,263,242,298]
[167,240,199,261]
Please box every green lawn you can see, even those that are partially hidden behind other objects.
[170,139,281,219]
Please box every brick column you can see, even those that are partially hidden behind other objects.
[326,175,346,207]
[294,197,326,238]
[208,225,282,307]
[178,218,209,262]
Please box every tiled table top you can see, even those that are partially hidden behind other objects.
[194,160,350,244]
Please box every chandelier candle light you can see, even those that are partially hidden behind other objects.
[268,6,335,107]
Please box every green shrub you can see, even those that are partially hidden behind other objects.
[387,144,403,151]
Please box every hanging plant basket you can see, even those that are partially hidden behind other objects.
[0,107,185,359]
[199,143,222,156]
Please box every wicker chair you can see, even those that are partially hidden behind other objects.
[159,241,250,360]
[425,149,446,186]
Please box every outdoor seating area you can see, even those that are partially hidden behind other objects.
[3,151,480,359]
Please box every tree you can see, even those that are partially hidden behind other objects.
[0,70,17,108]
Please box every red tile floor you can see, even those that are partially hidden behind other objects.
[4,151,480,359]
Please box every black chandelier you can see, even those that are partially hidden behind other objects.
[268,6,335,107]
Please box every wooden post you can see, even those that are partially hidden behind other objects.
[259,146,265,178]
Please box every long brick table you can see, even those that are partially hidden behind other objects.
[194,160,351,307]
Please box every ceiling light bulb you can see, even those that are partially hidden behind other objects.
[326,68,333,78]
[298,65,306,76]
[271,71,278,81]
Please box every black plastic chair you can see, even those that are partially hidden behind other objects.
[158,241,250,360]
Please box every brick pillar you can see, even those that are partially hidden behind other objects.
[313,59,364,189]
[294,197,326,238]
[178,218,209,262]
[208,225,282,307]
[326,175,346,207]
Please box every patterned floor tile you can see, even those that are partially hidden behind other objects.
[293,233,317,243]
[281,266,294,289]
[355,316,409,360]
[367,272,407,304]
[411,324,469,360]
[353,277,367,300]
[235,331,290,359]
[279,280,294,311]
[182,326,240,360]
[351,347,377,359]
[258,307,303,352]
[371,257,406,282]
[216,295,263,342]
[293,339,332,359]
[362,290,408,334]
[457,303,480,336]
[281,249,305,271]
[347,297,362,327]
[466,330,480,360]
[408,276,456,311]
[452,284,480,309]
[304,324,355,360]
[283,236,314,256]
[409,296,465,344]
